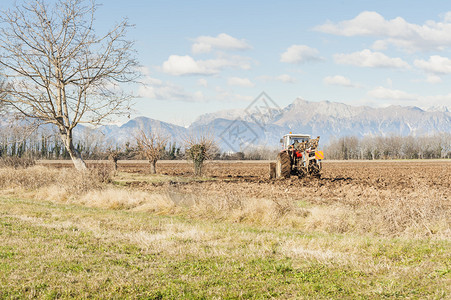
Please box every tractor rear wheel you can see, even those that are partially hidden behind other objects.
[276,152,291,178]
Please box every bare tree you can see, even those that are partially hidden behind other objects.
[0,0,138,170]
[107,147,120,172]
[184,130,217,176]
[439,133,451,158]
[135,130,169,174]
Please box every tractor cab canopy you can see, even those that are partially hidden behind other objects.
[280,134,311,149]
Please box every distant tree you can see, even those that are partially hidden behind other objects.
[123,142,137,159]
[439,133,451,158]
[40,134,48,158]
[107,147,121,172]
[135,130,169,174]
[325,134,451,160]
[0,0,138,170]
[184,131,217,176]
[327,136,360,160]
[0,79,6,116]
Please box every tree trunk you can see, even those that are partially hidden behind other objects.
[109,155,118,172]
[112,160,118,172]
[149,159,157,174]
[193,159,203,176]
[59,128,87,171]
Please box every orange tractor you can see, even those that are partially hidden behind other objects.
[271,133,324,179]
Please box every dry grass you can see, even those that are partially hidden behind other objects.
[0,156,35,169]
[302,178,451,238]
[0,166,309,229]
[1,164,449,238]
[0,163,450,298]
[37,185,308,229]
[0,165,105,193]
[302,193,450,238]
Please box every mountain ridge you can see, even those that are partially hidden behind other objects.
[2,98,450,151]
[103,98,450,151]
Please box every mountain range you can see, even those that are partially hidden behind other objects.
[2,98,450,152]
[94,98,451,151]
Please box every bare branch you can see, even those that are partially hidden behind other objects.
[135,129,169,174]
[0,0,139,170]
[183,129,218,176]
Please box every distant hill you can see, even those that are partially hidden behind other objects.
[98,116,187,145]
[187,98,451,151]
[2,98,450,152]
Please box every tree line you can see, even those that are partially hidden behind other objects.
[2,124,451,162]
[324,133,451,160]
[0,127,181,161]
[0,126,271,161]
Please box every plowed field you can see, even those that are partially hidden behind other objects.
[38,159,451,220]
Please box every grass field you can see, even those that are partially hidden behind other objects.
[0,161,450,299]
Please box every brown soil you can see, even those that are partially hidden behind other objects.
[38,160,451,206]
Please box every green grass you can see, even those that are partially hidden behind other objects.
[0,196,450,299]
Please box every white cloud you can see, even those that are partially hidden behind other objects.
[258,74,296,83]
[162,55,210,76]
[426,75,442,84]
[191,33,251,54]
[386,78,393,87]
[280,45,322,64]
[227,77,254,87]
[367,87,416,100]
[371,40,388,51]
[162,54,252,76]
[138,73,205,102]
[366,85,451,107]
[414,55,451,74]
[198,78,208,87]
[316,11,406,37]
[334,49,410,69]
[193,91,205,101]
[323,75,359,87]
[444,12,451,23]
[215,86,253,102]
[315,11,451,52]
[276,74,296,83]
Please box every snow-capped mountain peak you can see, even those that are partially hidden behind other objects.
[426,106,449,113]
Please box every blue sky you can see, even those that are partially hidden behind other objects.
[3,1,451,125]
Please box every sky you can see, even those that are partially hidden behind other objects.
[3,0,451,126]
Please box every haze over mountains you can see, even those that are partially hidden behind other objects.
[95,98,451,151]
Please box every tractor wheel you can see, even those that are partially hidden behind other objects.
[276,152,291,179]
